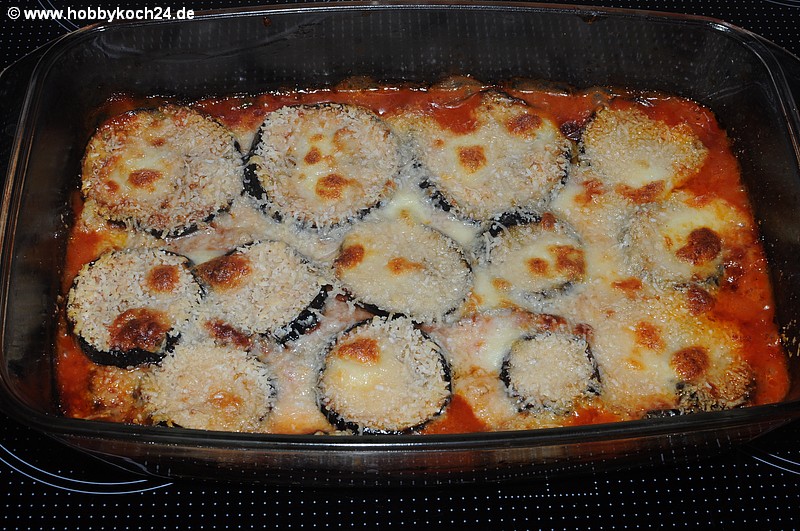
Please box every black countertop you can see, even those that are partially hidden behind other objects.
[1,1,799,528]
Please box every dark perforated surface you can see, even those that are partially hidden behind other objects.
[2,1,800,528]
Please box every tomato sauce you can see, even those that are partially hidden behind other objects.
[58,83,791,433]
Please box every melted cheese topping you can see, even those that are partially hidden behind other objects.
[81,105,243,235]
[475,217,585,307]
[391,91,570,220]
[252,104,399,227]
[67,248,202,355]
[623,194,746,286]
[57,85,788,435]
[142,339,274,432]
[581,106,708,202]
[334,216,472,322]
[503,332,597,413]
[193,240,325,337]
[318,316,450,433]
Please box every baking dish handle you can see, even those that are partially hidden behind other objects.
[758,38,800,150]
[0,48,48,419]
[0,48,46,192]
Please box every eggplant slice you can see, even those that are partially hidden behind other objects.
[81,104,243,238]
[500,331,600,414]
[334,217,472,323]
[142,339,275,432]
[479,213,586,302]
[193,240,327,342]
[247,103,400,229]
[621,196,741,287]
[401,91,570,221]
[66,248,203,367]
[318,316,452,434]
[579,105,708,203]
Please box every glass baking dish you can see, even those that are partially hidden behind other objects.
[1,1,800,486]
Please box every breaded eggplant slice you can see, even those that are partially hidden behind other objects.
[142,339,275,432]
[500,331,600,414]
[334,217,472,323]
[318,316,452,434]
[403,91,570,221]
[669,326,754,413]
[622,196,744,287]
[81,105,243,238]
[580,106,708,203]
[66,248,202,367]
[193,240,327,341]
[480,213,586,300]
[248,103,400,228]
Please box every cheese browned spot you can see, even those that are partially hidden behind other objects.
[194,254,252,291]
[128,169,162,190]
[204,320,253,349]
[671,346,709,383]
[145,265,180,293]
[458,146,487,173]
[81,105,243,236]
[574,178,604,206]
[617,181,666,204]
[675,228,722,266]
[304,147,322,165]
[251,103,399,227]
[334,244,365,271]
[333,337,380,364]
[315,173,353,200]
[109,308,170,352]
[685,285,715,315]
[318,316,451,433]
[634,321,665,351]
[553,245,586,277]
[612,278,643,298]
[527,258,549,275]
[506,113,542,136]
[387,257,425,274]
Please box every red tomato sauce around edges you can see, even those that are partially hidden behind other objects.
[58,86,791,431]
[421,395,487,434]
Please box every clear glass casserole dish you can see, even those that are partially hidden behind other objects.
[1,1,800,485]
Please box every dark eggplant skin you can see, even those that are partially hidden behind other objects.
[147,201,233,239]
[274,286,329,344]
[418,179,453,213]
[486,209,541,237]
[317,318,452,435]
[76,333,178,368]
